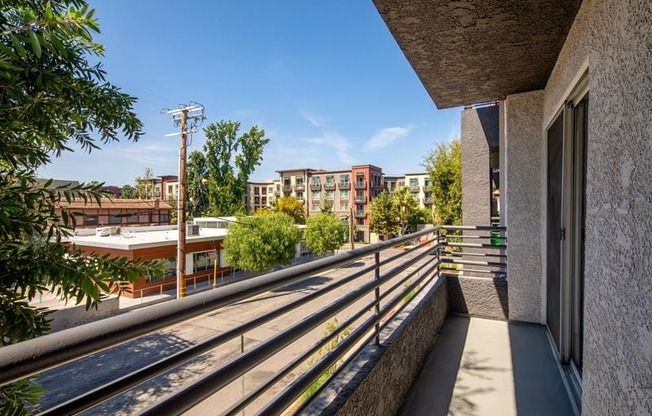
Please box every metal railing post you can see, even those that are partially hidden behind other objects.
[374,252,381,346]
[436,228,441,275]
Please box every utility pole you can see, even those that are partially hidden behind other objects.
[163,103,205,299]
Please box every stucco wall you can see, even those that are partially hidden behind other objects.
[504,90,544,324]
[461,106,499,226]
[581,0,652,414]
[48,297,120,333]
[447,276,508,320]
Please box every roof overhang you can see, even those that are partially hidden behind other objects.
[374,0,582,108]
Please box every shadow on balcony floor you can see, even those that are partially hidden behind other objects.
[399,315,574,416]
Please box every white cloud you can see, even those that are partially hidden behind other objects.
[299,111,324,128]
[364,126,413,151]
[304,133,355,166]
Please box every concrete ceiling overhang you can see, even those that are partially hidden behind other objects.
[374,0,582,108]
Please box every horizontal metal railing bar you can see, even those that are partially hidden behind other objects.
[264,262,441,415]
[138,247,438,415]
[223,255,438,416]
[441,250,507,259]
[442,268,506,275]
[441,235,507,240]
[0,227,439,386]
[377,236,436,269]
[42,262,381,415]
[440,225,506,232]
[440,258,507,267]
[446,242,506,249]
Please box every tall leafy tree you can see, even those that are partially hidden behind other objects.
[305,213,346,255]
[187,150,209,218]
[0,1,156,411]
[393,186,418,235]
[274,195,306,224]
[121,184,137,199]
[134,167,155,199]
[223,213,302,272]
[369,191,399,239]
[203,120,269,216]
[422,139,462,225]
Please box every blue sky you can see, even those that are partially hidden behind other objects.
[39,0,461,186]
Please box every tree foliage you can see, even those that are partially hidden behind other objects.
[305,213,346,255]
[134,167,155,199]
[274,195,306,224]
[393,186,418,235]
[202,120,269,216]
[0,1,157,411]
[121,184,136,199]
[187,150,209,218]
[369,191,399,238]
[422,139,462,225]
[223,213,301,272]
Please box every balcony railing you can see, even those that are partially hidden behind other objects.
[310,183,321,191]
[409,186,420,193]
[354,195,365,203]
[338,182,351,190]
[0,226,506,416]
[282,184,292,193]
[354,210,366,218]
[294,183,305,191]
[354,180,366,189]
[324,183,336,191]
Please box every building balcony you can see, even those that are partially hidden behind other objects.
[354,210,366,218]
[338,182,351,190]
[354,180,366,189]
[324,183,336,191]
[354,195,365,203]
[310,183,321,191]
[423,196,433,204]
[0,226,577,416]
[294,183,305,191]
[410,186,420,193]
[282,184,292,193]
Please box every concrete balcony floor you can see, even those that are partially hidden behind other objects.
[400,315,575,416]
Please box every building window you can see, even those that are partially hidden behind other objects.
[296,191,304,200]
[262,196,267,205]
[313,190,321,200]
[147,257,176,282]
[340,190,349,200]
[311,204,320,211]
[193,250,218,273]
[311,177,321,185]
[127,214,139,223]
[339,174,350,184]
[109,215,121,224]
[254,196,260,204]
[83,216,98,226]
[340,202,349,212]
[159,213,170,223]
[326,190,334,200]
[326,175,334,185]
[409,178,419,190]
[268,186,274,194]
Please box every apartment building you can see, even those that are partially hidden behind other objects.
[245,180,276,212]
[403,172,433,210]
[55,198,173,229]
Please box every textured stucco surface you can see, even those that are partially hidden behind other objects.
[304,277,448,416]
[447,276,508,320]
[48,297,119,332]
[579,0,652,414]
[373,0,580,108]
[462,106,499,226]
[504,90,544,324]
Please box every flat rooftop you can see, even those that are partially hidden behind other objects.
[69,227,227,250]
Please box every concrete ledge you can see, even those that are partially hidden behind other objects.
[304,276,448,416]
[447,276,508,320]
[48,296,119,333]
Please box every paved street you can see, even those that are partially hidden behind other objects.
[34,246,433,415]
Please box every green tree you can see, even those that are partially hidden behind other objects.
[223,213,302,272]
[369,191,399,239]
[393,186,418,235]
[305,213,346,255]
[203,120,269,216]
[134,167,155,200]
[0,1,157,411]
[121,184,136,199]
[187,150,209,218]
[319,199,333,214]
[274,195,306,224]
[406,207,433,234]
[168,195,177,225]
[422,139,462,225]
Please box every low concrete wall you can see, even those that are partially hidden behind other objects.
[305,276,448,416]
[446,276,508,320]
[48,296,120,333]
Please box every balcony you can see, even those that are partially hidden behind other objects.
[410,185,420,193]
[310,183,321,191]
[0,226,576,416]
[324,182,336,191]
[282,184,292,193]
[354,195,366,203]
[294,183,305,191]
[354,180,366,189]
[354,210,366,218]
[423,196,433,204]
[338,182,351,190]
